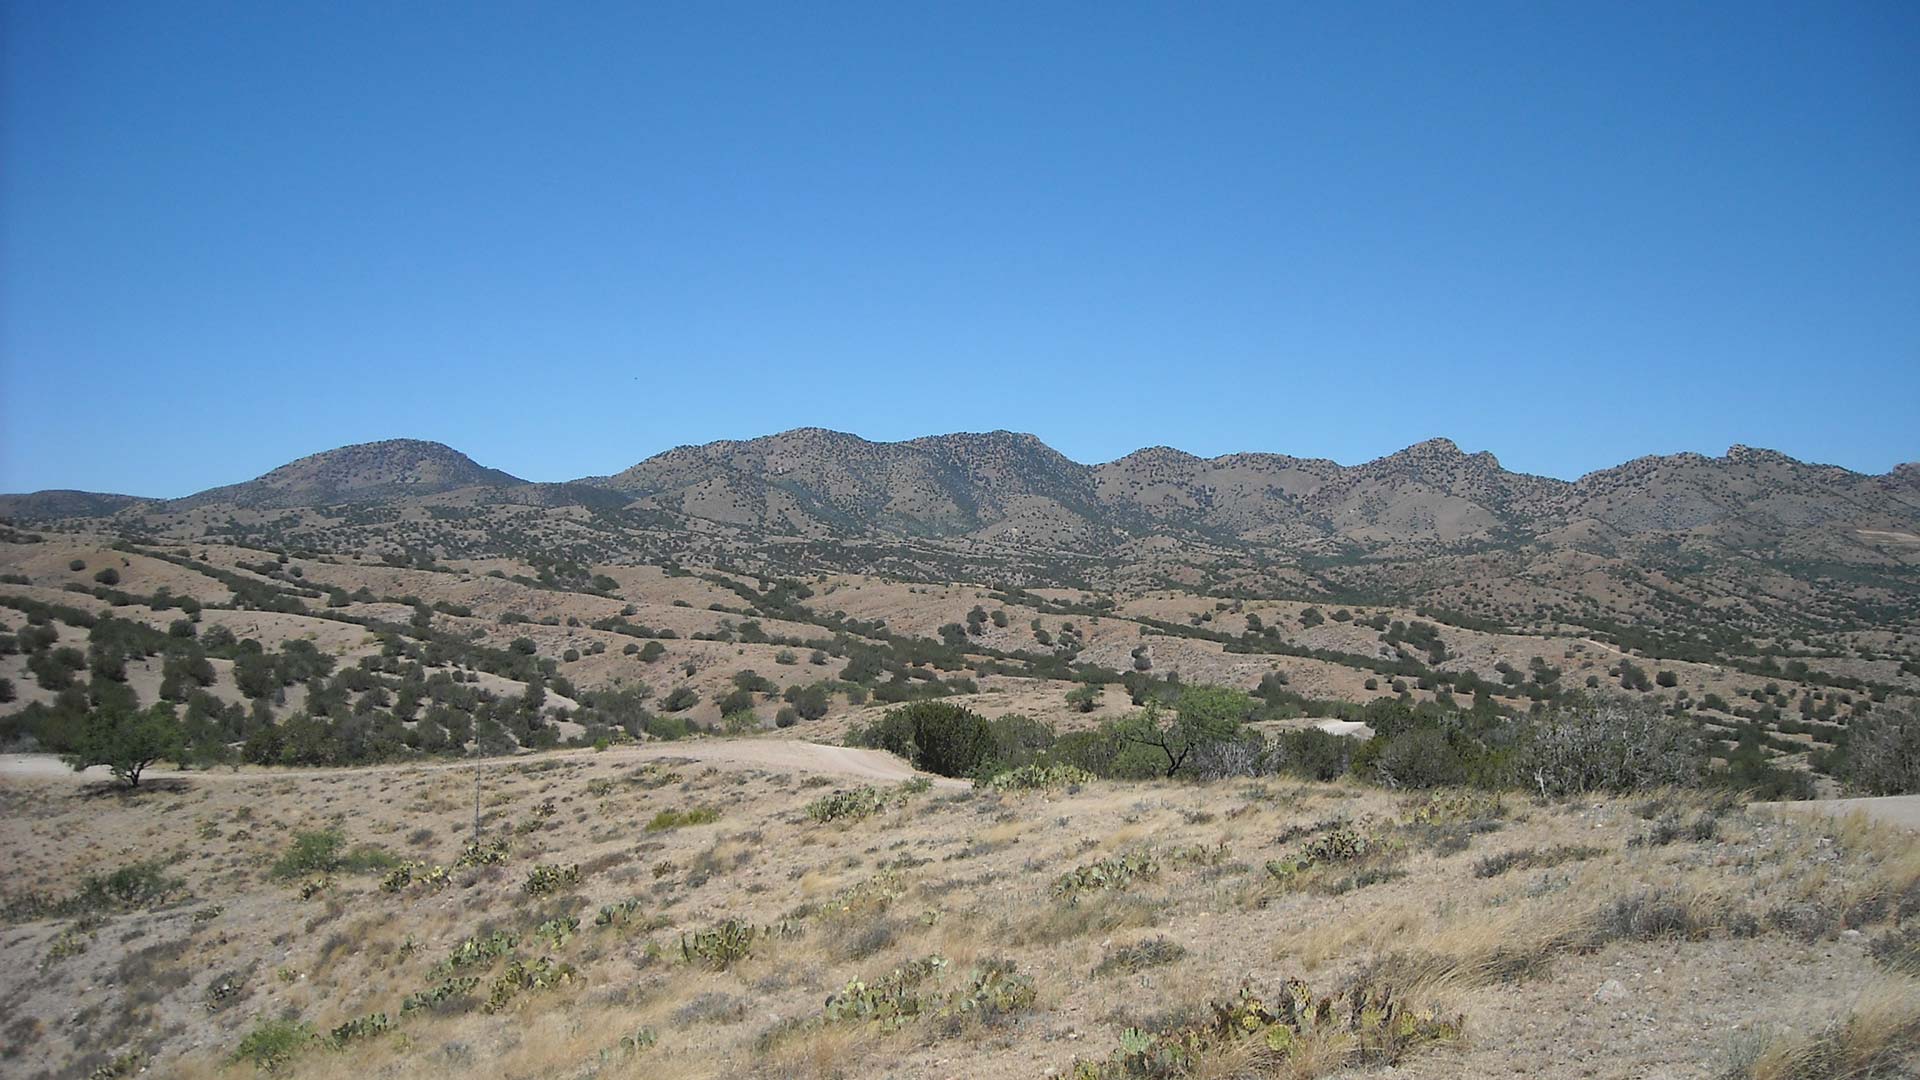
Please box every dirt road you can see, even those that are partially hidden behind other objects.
[1760,793,1920,831]
[0,740,964,789]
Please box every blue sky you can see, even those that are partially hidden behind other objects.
[3,2,1916,497]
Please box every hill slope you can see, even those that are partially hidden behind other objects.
[170,439,526,509]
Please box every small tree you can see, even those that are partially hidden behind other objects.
[64,704,182,788]
[1066,685,1101,713]
[1115,686,1251,778]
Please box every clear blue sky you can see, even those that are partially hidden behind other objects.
[4,2,1916,497]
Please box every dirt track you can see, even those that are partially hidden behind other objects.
[1760,793,1920,831]
[0,740,965,789]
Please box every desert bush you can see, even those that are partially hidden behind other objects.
[1841,708,1920,795]
[1265,826,1384,888]
[484,956,574,1012]
[1372,727,1469,788]
[1523,698,1704,796]
[1271,728,1354,781]
[1093,936,1186,977]
[979,763,1093,792]
[646,806,720,831]
[232,1017,314,1072]
[848,701,995,778]
[1597,887,1718,942]
[327,1012,393,1047]
[805,786,888,824]
[680,919,760,970]
[522,863,581,895]
[1474,844,1606,878]
[1053,851,1161,903]
[270,829,397,879]
[1187,731,1270,780]
[1069,979,1461,1078]
[400,976,480,1014]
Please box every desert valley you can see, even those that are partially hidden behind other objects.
[0,430,1916,1079]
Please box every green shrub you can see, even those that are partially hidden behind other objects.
[454,838,510,868]
[400,976,480,1014]
[805,786,888,824]
[440,931,518,972]
[1265,826,1382,887]
[848,701,995,778]
[646,806,720,831]
[680,919,760,970]
[1069,979,1460,1078]
[522,863,581,895]
[328,1012,393,1047]
[810,955,1036,1034]
[979,763,1093,792]
[232,1017,315,1072]
[270,828,396,879]
[271,829,345,880]
[484,956,574,1012]
[1052,852,1160,903]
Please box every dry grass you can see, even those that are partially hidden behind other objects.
[0,751,1911,1080]
[1734,978,1920,1080]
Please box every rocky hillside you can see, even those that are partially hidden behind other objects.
[5,430,1916,579]
[169,439,526,509]
[588,430,1920,554]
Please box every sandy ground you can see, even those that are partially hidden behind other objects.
[0,740,963,789]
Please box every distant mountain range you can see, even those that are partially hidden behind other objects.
[6,430,1915,557]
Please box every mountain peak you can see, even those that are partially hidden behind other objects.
[173,439,524,509]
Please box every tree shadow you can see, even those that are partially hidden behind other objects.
[74,777,194,799]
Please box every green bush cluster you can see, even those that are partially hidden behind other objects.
[595,898,646,927]
[439,931,517,973]
[1092,937,1187,977]
[400,976,479,1014]
[232,1018,315,1072]
[533,916,579,949]
[522,863,580,896]
[1069,979,1461,1079]
[805,786,889,824]
[680,919,762,970]
[483,956,574,1013]
[646,806,721,831]
[3,861,181,922]
[327,1012,393,1047]
[815,955,1036,1032]
[454,838,510,867]
[1265,826,1378,884]
[847,701,995,778]
[270,828,398,880]
[979,763,1094,792]
[1052,851,1161,903]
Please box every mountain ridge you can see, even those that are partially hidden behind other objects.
[4,430,1916,559]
